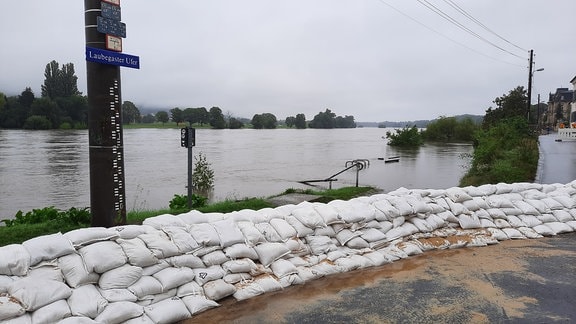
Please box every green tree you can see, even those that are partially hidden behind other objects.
[41,60,80,99]
[142,114,155,123]
[309,109,336,128]
[170,107,184,125]
[30,97,60,128]
[122,101,141,124]
[60,63,81,97]
[228,117,244,129]
[334,115,356,128]
[18,87,35,109]
[156,111,169,124]
[55,95,88,127]
[192,152,215,194]
[23,115,52,129]
[295,113,307,129]
[482,86,526,129]
[285,116,296,128]
[209,106,226,129]
[385,125,423,147]
[251,114,263,129]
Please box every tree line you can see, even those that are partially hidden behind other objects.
[0,60,357,130]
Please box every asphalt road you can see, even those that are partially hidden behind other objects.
[183,233,576,324]
[536,134,576,184]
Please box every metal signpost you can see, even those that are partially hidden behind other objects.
[181,127,196,208]
[84,0,139,227]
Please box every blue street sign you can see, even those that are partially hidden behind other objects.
[86,47,140,69]
[101,2,121,21]
[97,16,126,38]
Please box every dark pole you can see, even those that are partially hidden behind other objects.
[187,127,193,208]
[84,0,127,227]
[527,49,534,122]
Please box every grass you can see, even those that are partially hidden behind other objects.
[0,186,376,247]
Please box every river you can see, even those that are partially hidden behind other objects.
[0,128,473,220]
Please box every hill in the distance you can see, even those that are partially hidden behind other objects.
[357,114,483,128]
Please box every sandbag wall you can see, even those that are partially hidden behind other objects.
[1,181,576,324]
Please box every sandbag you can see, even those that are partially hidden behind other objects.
[143,297,191,324]
[68,284,108,318]
[176,281,204,297]
[79,241,127,274]
[64,227,119,247]
[291,206,326,229]
[313,203,343,225]
[162,226,200,254]
[153,267,196,291]
[94,301,144,324]
[128,276,164,299]
[188,223,221,247]
[58,253,99,288]
[270,259,298,278]
[254,242,291,267]
[201,250,230,266]
[0,294,25,321]
[111,224,151,240]
[223,273,253,284]
[203,279,236,301]
[0,245,30,276]
[224,244,259,260]
[117,238,159,267]
[98,288,138,303]
[137,232,180,259]
[269,218,298,241]
[31,300,71,324]
[9,278,72,311]
[446,187,473,203]
[255,222,283,242]
[22,232,75,266]
[236,221,266,246]
[306,236,336,255]
[167,254,205,268]
[285,216,315,237]
[222,259,257,274]
[211,219,245,248]
[194,265,227,286]
[142,214,186,229]
[99,264,143,290]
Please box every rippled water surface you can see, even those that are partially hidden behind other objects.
[0,128,472,220]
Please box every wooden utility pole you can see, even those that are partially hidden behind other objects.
[527,49,534,122]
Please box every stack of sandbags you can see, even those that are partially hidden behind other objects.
[0,181,575,323]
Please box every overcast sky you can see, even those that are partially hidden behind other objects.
[1,0,574,122]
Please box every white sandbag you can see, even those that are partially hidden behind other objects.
[546,222,573,234]
[58,316,101,324]
[506,215,527,228]
[345,237,369,249]
[22,232,75,266]
[399,222,419,236]
[462,199,480,211]
[0,276,13,293]
[363,251,389,266]
[437,210,459,223]
[203,279,236,301]
[512,201,539,215]
[153,267,196,291]
[392,215,406,227]
[296,266,322,283]
[115,225,155,240]
[372,199,400,221]
[426,214,446,230]
[95,301,144,324]
[188,223,221,247]
[291,206,326,228]
[270,259,298,278]
[181,295,219,315]
[79,241,127,274]
[98,288,138,303]
[128,276,164,299]
[479,218,496,228]
[551,196,576,208]
[161,226,200,254]
[254,242,291,267]
[285,216,315,237]
[278,273,305,288]
[177,281,204,297]
[486,227,509,241]
[255,274,284,293]
[447,200,470,216]
[224,243,259,260]
[501,207,522,216]
[194,265,227,286]
[397,241,423,256]
[0,295,25,321]
[116,238,158,268]
[485,195,514,208]
[285,237,310,256]
[211,219,245,248]
[409,218,433,233]
[255,222,283,242]
[313,226,336,237]
[137,232,180,259]
[236,221,266,246]
[167,254,205,268]
[232,281,265,301]
[9,278,72,311]
[58,253,99,288]
[335,229,362,246]
[532,224,555,236]
[306,236,336,255]
[566,221,576,230]
[68,284,108,318]
[142,214,186,229]
[178,210,222,224]
[201,250,230,266]
[31,300,71,324]
[552,210,574,222]
[525,199,549,213]
[540,197,565,210]
[446,187,473,203]
[223,273,252,284]
[501,228,525,239]
[494,183,514,194]
[486,208,507,220]
[494,219,511,229]
[64,227,119,247]
[123,314,155,324]
[0,245,30,276]
[516,227,543,239]
[335,256,363,272]
[143,297,191,324]
[141,260,170,276]
[537,214,558,223]
[385,227,405,241]
[313,203,343,225]
[360,228,388,242]
[27,260,63,283]
[517,215,542,227]
[386,197,414,216]
[377,221,394,233]
[269,218,298,241]
[405,196,433,214]
[193,246,222,258]
[472,209,491,220]
[99,264,143,290]
[222,258,257,274]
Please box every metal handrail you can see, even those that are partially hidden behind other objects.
[299,159,370,189]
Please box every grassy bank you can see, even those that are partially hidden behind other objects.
[0,186,375,247]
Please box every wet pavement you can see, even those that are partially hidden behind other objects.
[183,233,576,323]
[536,133,576,184]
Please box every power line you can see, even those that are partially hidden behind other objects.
[442,0,527,53]
[372,0,526,67]
[416,0,525,60]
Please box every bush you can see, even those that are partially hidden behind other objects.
[192,152,215,193]
[385,125,423,147]
[169,194,208,211]
[1,206,90,227]
[23,115,52,130]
